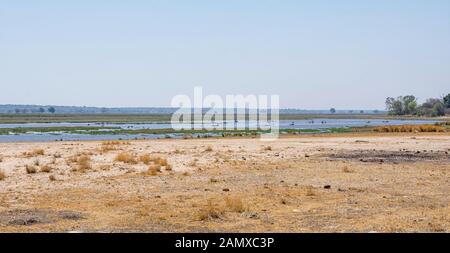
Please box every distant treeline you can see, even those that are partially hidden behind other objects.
[0,105,176,115]
[0,104,385,115]
[385,93,450,117]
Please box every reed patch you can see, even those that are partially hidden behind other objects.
[374,125,445,133]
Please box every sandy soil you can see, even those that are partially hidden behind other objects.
[0,133,449,232]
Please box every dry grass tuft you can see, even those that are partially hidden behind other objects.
[115,152,137,164]
[154,157,168,166]
[49,175,56,181]
[342,166,353,173]
[205,146,213,152]
[25,165,37,174]
[165,164,173,171]
[197,196,248,221]
[197,200,224,221]
[24,149,45,157]
[0,170,5,181]
[225,196,247,213]
[305,186,316,196]
[100,141,122,152]
[100,145,117,152]
[264,146,272,151]
[145,164,162,176]
[40,165,53,173]
[75,155,92,172]
[99,141,130,153]
[158,159,169,167]
[139,154,152,165]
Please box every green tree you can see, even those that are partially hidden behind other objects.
[417,98,445,117]
[431,102,445,117]
[330,108,336,114]
[443,93,450,108]
[48,107,56,114]
[39,107,45,113]
[385,95,417,115]
[402,95,417,115]
[386,97,404,115]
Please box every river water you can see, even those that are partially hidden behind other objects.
[0,118,440,142]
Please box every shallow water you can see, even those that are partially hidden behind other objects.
[0,118,440,142]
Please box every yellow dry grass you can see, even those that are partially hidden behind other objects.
[72,155,92,172]
[0,169,5,180]
[145,164,161,176]
[305,186,316,196]
[139,154,152,165]
[1,133,450,232]
[115,152,137,164]
[374,125,445,133]
[23,148,45,157]
[197,200,224,221]
[225,196,247,213]
[40,165,53,173]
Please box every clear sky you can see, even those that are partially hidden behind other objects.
[1,0,449,109]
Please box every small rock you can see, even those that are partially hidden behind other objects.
[222,188,230,192]
[246,212,259,219]
[324,185,331,189]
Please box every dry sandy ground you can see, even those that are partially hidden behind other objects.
[0,133,449,232]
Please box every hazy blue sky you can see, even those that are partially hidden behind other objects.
[1,0,449,109]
